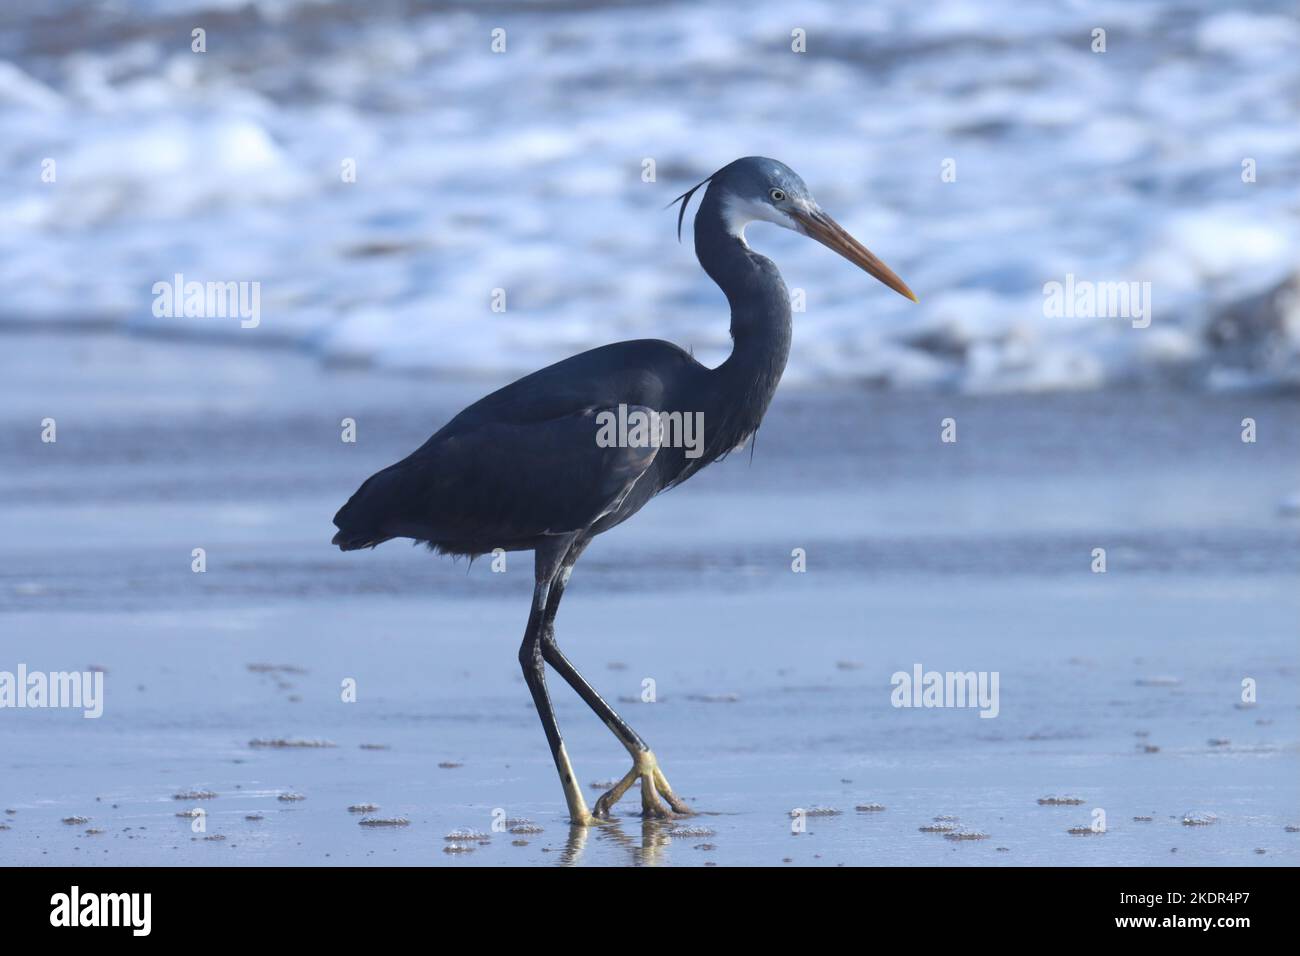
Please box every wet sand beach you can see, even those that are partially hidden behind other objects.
[1,330,1297,866]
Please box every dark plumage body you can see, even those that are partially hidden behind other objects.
[331,157,915,824]
[332,183,791,558]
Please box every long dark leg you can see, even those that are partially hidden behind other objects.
[539,547,647,754]
[538,540,691,818]
[518,536,591,825]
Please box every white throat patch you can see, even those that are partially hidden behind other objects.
[720,194,799,244]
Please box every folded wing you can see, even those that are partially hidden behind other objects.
[332,405,660,553]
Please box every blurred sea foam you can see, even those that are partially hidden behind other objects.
[1,0,1297,391]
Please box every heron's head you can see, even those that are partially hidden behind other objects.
[673,156,918,303]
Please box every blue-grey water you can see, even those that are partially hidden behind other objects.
[0,0,1297,390]
[1,0,1297,867]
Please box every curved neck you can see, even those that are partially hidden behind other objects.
[685,187,793,459]
[693,187,792,387]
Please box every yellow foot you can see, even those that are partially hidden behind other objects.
[567,810,620,828]
[592,750,692,819]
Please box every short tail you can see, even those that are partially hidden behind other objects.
[330,528,391,551]
[331,475,398,551]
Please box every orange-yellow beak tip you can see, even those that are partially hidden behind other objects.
[794,207,919,305]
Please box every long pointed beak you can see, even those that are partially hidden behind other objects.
[791,207,918,303]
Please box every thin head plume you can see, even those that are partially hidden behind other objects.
[666,170,717,242]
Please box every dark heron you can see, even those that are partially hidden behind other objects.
[332,157,917,825]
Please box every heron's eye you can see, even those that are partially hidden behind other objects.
[769,188,786,203]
